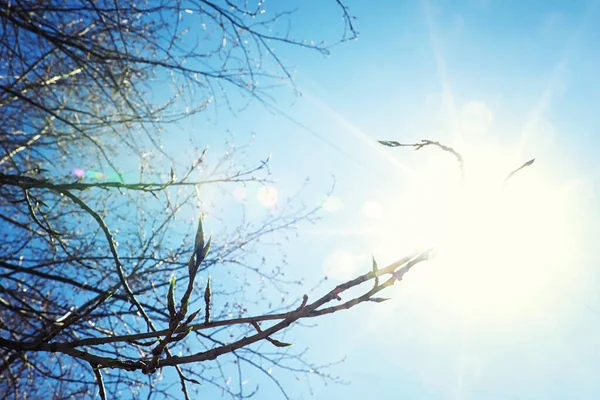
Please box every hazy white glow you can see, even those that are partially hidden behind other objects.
[362,200,385,220]
[233,185,247,201]
[460,101,494,134]
[322,195,344,212]
[322,250,368,281]
[257,186,278,208]
[374,141,582,318]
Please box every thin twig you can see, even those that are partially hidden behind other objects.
[504,158,535,185]
[58,190,153,330]
[379,139,464,178]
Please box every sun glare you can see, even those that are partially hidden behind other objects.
[257,186,279,208]
[362,200,385,219]
[322,195,344,212]
[379,141,581,319]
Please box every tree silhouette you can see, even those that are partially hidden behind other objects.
[0,1,434,399]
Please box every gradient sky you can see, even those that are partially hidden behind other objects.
[164,1,600,398]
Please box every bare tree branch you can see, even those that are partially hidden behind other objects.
[504,158,535,185]
[0,1,369,398]
[379,139,464,177]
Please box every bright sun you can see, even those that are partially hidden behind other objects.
[373,140,583,318]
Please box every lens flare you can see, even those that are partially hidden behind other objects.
[257,186,278,208]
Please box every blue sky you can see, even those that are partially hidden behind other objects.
[164,0,600,398]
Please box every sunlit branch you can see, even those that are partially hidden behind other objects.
[504,158,535,185]
[0,161,269,193]
[91,364,107,400]
[379,139,464,178]
[2,250,430,372]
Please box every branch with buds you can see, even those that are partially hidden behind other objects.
[379,138,535,185]
[143,216,212,374]
[0,243,431,373]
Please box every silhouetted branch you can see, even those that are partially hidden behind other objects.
[91,365,107,400]
[379,139,464,177]
[0,1,362,398]
[1,249,430,372]
[504,158,535,185]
